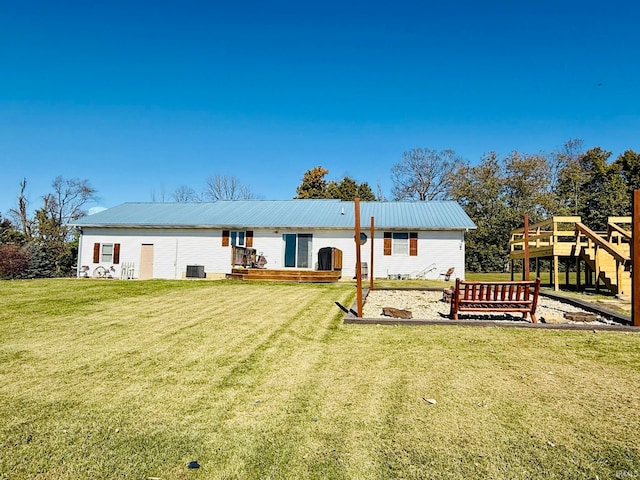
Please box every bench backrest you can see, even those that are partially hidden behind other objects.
[453,278,541,311]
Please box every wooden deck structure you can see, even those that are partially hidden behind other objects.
[226,245,343,282]
[226,268,341,282]
[509,216,631,295]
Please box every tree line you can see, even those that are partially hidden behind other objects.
[2,139,639,278]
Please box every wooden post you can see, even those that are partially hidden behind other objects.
[354,198,363,317]
[553,255,559,291]
[576,256,582,291]
[633,190,640,326]
[523,214,530,281]
[370,216,375,291]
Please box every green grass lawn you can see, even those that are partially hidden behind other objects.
[1,279,639,479]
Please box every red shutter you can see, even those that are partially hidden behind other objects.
[246,230,254,248]
[222,230,230,247]
[409,233,418,256]
[113,243,121,264]
[383,232,392,256]
[93,243,100,263]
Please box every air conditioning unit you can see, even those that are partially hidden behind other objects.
[186,265,205,278]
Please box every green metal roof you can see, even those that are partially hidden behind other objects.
[73,200,476,230]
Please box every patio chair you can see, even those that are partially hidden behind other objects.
[439,267,455,281]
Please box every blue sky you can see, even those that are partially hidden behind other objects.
[1,0,639,214]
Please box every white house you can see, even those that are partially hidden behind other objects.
[72,200,476,280]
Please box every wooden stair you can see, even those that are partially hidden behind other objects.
[226,268,341,283]
[577,221,631,296]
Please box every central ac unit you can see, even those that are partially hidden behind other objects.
[186,265,205,278]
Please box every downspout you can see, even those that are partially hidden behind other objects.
[174,239,179,279]
[76,227,83,278]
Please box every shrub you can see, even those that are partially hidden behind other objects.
[0,244,30,279]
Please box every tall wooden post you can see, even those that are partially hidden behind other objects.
[370,216,375,291]
[523,213,530,281]
[354,198,363,317]
[633,190,640,326]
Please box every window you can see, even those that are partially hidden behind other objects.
[384,232,418,256]
[93,243,121,263]
[230,231,245,247]
[283,233,312,268]
[101,244,114,262]
[392,233,409,255]
[222,230,253,247]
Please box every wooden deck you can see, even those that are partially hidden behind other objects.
[509,216,631,294]
[226,268,341,283]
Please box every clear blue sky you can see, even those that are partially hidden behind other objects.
[1,0,639,214]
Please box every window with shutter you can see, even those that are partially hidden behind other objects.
[246,230,253,248]
[101,244,114,263]
[383,232,392,256]
[222,230,230,247]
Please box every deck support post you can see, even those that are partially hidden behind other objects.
[354,198,363,318]
[632,190,640,326]
[553,255,559,291]
[369,216,375,291]
[523,213,530,281]
[576,256,582,291]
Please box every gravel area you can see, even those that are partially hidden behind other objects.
[362,289,612,324]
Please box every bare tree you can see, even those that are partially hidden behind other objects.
[376,179,387,202]
[172,185,201,202]
[8,178,33,241]
[203,174,254,201]
[391,148,466,201]
[150,186,168,202]
[43,176,97,226]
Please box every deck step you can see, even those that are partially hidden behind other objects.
[227,268,341,283]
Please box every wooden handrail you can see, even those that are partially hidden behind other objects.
[575,222,630,264]
[608,221,632,240]
[511,216,581,234]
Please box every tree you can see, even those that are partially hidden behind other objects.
[295,167,376,200]
[295,166,329,199]
[31,206,75,276]
[0,215,26,246]
[450,152,510,272]
[578,148,628,230]
[172,185,201,202]
[8,178,34,241]
[391,148,465,201]
[553,147,629,229]
[325,177,376,201]
[43,176,97,230]
[614,149,640,194]
[203,175,254,201]
[503,151,553,223]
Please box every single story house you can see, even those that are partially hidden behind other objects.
[72,200,476,280]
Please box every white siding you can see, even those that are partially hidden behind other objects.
[78,227,467,280]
